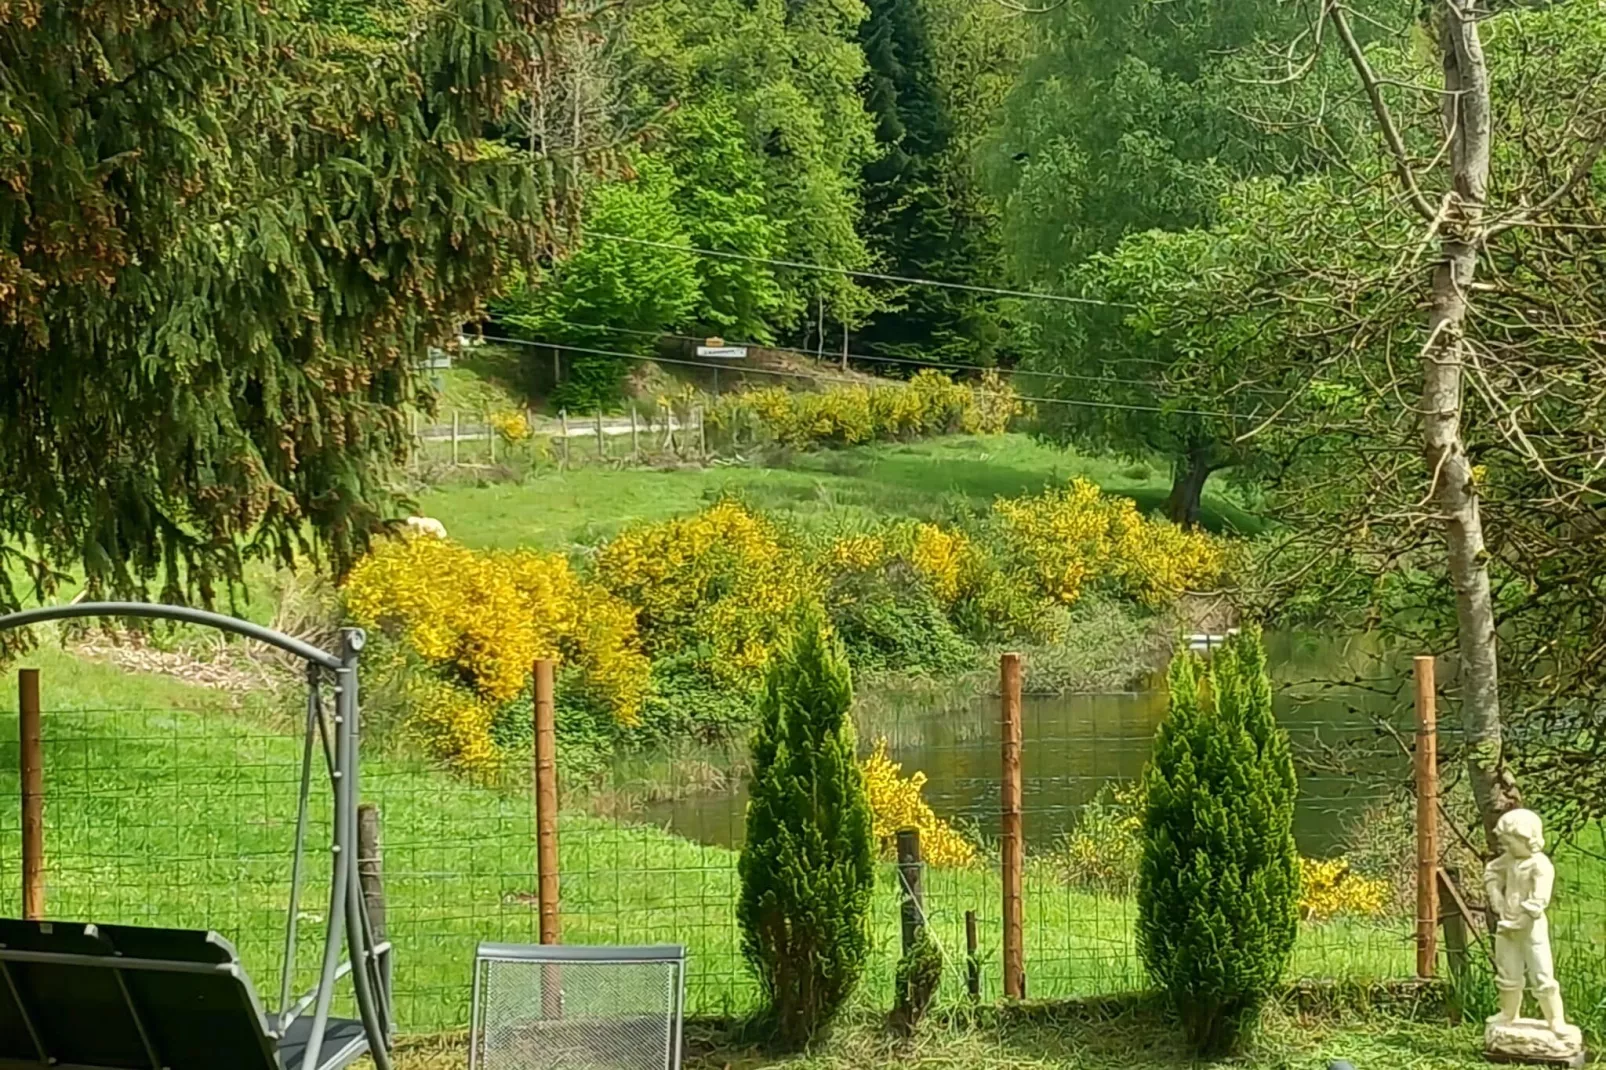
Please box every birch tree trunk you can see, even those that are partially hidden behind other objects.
[1425,7,1521,847]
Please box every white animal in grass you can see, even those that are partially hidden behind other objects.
[403,516,448,539]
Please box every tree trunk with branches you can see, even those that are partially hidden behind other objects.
[1332,1,1521,845]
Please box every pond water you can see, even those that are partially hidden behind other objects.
[639,630,1419,857]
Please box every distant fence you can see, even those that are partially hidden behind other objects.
[411,406,706,470]
[5,659,1606,1035]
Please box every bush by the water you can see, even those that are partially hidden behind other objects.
[1137,628,1299,1056]
[862,739,977,868]
[706,369,1021,450]
[738,606,875,1049]
[342,487,1227,773]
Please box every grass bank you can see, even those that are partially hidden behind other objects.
[415,433,1263,552]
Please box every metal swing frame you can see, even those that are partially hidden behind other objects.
[0,602,394,1070]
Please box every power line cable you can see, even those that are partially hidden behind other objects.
[583,232,1134,309]
[477,333,1291,423]
[483,314,1294,398]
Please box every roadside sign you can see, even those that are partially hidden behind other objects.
[696,345,748,359]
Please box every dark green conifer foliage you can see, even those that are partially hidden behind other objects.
[856,0,1006,367]
[1137,626,1299,1056]
[0,0,545,622]
[738,603,875,1050]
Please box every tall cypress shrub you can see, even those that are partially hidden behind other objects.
[1137,627,1299,1056]
[737,604,876,1049]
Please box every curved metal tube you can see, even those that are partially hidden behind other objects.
[0,602,344,670]
[0,602,393,1067]
[339,631,394,1070]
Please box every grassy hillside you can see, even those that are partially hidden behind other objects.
[417,434,1261,552]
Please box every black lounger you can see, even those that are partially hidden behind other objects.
[0,918,370,1070]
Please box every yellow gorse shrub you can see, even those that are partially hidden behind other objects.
[994,479,1225,606]
[1299,856,1390,921]
[345,534,651,769]
[707,370,1019,450]
[489,410,532,443]
[594,501,815,688]
[405,677,500,775]
[908,523,974,605]
[861,738,977,868]
[828,533,888,571]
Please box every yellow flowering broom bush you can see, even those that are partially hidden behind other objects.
[861,738,976,868]
[593,501,817,689]
[707,370,1020,451]
[345,534,650,770]
[1299,856,1390,921]
[489,410,532,443]
[994,478,1226,607]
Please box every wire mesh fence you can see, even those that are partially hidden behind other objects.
[9,662,1606,1040]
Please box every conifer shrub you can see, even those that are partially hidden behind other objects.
[1136,627,1299,1056]
[737,604,876,1049]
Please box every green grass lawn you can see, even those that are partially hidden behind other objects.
[392,1005,1501,1070]
[416,434,1263,552]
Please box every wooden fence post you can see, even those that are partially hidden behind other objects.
[595,409,606,461]
[1438,866,1475,1023]
[20,668,43,921]
[630,405,640,461]
[451,410,460,467]
[534,658,562,1019]
[1415,654,1439,979]
[534,659,560,945]
[357,803,387,944]
[965,909,980,1001]
[896,828,924,956]
[487,411,497,465]
[697,405,708,459]
[558,410,570,470]
[1000,652,1024,999]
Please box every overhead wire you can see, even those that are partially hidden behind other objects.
[481,314,1295,399]
[475,333,1297,423]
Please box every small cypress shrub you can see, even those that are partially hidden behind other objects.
[737,603,876,1049]
[1137,626,1299,1056]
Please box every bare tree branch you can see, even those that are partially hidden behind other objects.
[1328,4,1438,221]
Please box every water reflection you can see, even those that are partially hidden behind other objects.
[638,630,1415,857]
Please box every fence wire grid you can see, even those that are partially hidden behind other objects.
[5,673,1606,1038]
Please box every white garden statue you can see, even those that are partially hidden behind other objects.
[1482,808,1586,1067]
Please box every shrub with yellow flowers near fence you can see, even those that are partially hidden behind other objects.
[861,738,977,868]
[593,501,817,690]
[489,410,532,443]
[1299,856,1391,921]
[706,369,1021,451]
[344,533,650,771]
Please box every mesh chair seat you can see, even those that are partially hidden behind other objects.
[470,943,686,1070]
[0,918,370,1070]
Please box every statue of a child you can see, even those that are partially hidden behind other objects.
[1483,808,1570,1036]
